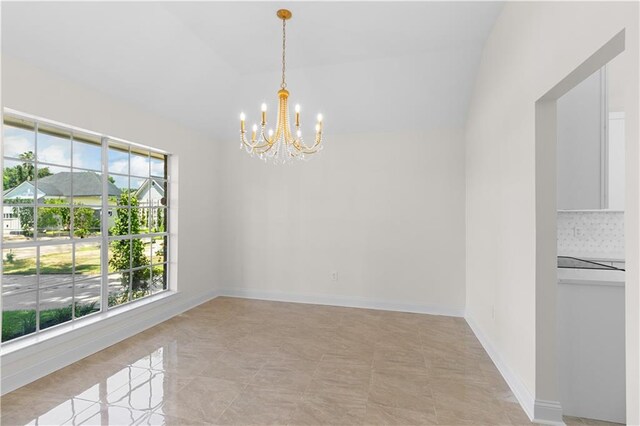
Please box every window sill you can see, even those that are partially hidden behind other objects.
[1,291,179,357]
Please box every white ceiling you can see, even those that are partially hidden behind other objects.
[2,2,503,139]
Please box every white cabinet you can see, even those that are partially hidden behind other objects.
[557,270,625,423]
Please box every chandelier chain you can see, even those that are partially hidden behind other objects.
[281,18,287,89]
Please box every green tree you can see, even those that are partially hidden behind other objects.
[5,152,53,237]
[41,199,71,231]
[3,151,52,190]
[12,200,92,238]
[12,201,34,237]
[74,206,100,238]
[109,192,150,301]
[158,208,165,232]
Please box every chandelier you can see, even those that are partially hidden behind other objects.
[239,9,324,164]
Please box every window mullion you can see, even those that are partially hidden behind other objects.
[100,137,109,313]
[34,121,41,332]
[70,132,75,321]
[128,146,132,302]
[165,157,170,293]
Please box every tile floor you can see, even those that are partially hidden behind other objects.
[563,417,625,426]
[0,297,623,425]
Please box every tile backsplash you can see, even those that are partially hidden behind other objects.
[557,211,624,260]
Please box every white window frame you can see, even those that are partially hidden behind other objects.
[1,108,172,344]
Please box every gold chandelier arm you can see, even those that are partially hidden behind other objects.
[294,144,321,154]
[240,131,258,149]
[260,124,275,146]
[295,146,321,155]
[250,140,273,151]
[242,140,267,151]
[253,135,277,154]
[240,126,275,151]
[293,130,322,153]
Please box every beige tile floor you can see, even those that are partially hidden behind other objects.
[563,417,624,426]
[0,297,624,425]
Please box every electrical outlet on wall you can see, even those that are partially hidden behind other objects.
[331,271,338,282]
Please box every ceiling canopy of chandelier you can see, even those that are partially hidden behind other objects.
[239,9,324,164]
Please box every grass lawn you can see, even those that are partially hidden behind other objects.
[3,245,102,276]
[1,309,36,341]
[2,302,99,342]
[1,257,38,275]
[4,241,164,277]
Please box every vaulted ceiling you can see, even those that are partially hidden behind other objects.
[2,2,503,139]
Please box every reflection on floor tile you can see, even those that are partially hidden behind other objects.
[0,394,95,426]
[74,403,148,425]
[2,297,618,425]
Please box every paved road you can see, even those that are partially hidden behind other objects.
[2,275,122,310]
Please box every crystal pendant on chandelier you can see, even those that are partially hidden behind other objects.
[239,9,324,165]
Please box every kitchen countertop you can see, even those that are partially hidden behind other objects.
[557,256,625,271]
[557,267,625,286]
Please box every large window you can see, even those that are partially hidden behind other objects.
[2,111,170,343]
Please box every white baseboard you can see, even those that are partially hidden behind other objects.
[217,287,465,317]
[1,289,218,395]
[465,315,564,425]
[534,399,565,425]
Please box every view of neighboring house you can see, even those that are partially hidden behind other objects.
[3,172,165,237]
[133,176,166,208]
[134,177,167,232]
[2,171,121,236]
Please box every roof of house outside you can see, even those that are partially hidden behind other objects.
[135,177,165,199]
[39,171,121,196]
[2,181,46,199]
[4,171,121,198]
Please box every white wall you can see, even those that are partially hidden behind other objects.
[1,55,221,391]
[556,69,603,210]
[465,2,639,423]
[217,127,467,315]
[609,111,626,210]
[214,38,471,315]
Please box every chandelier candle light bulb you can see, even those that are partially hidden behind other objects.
[238,9,325,164]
